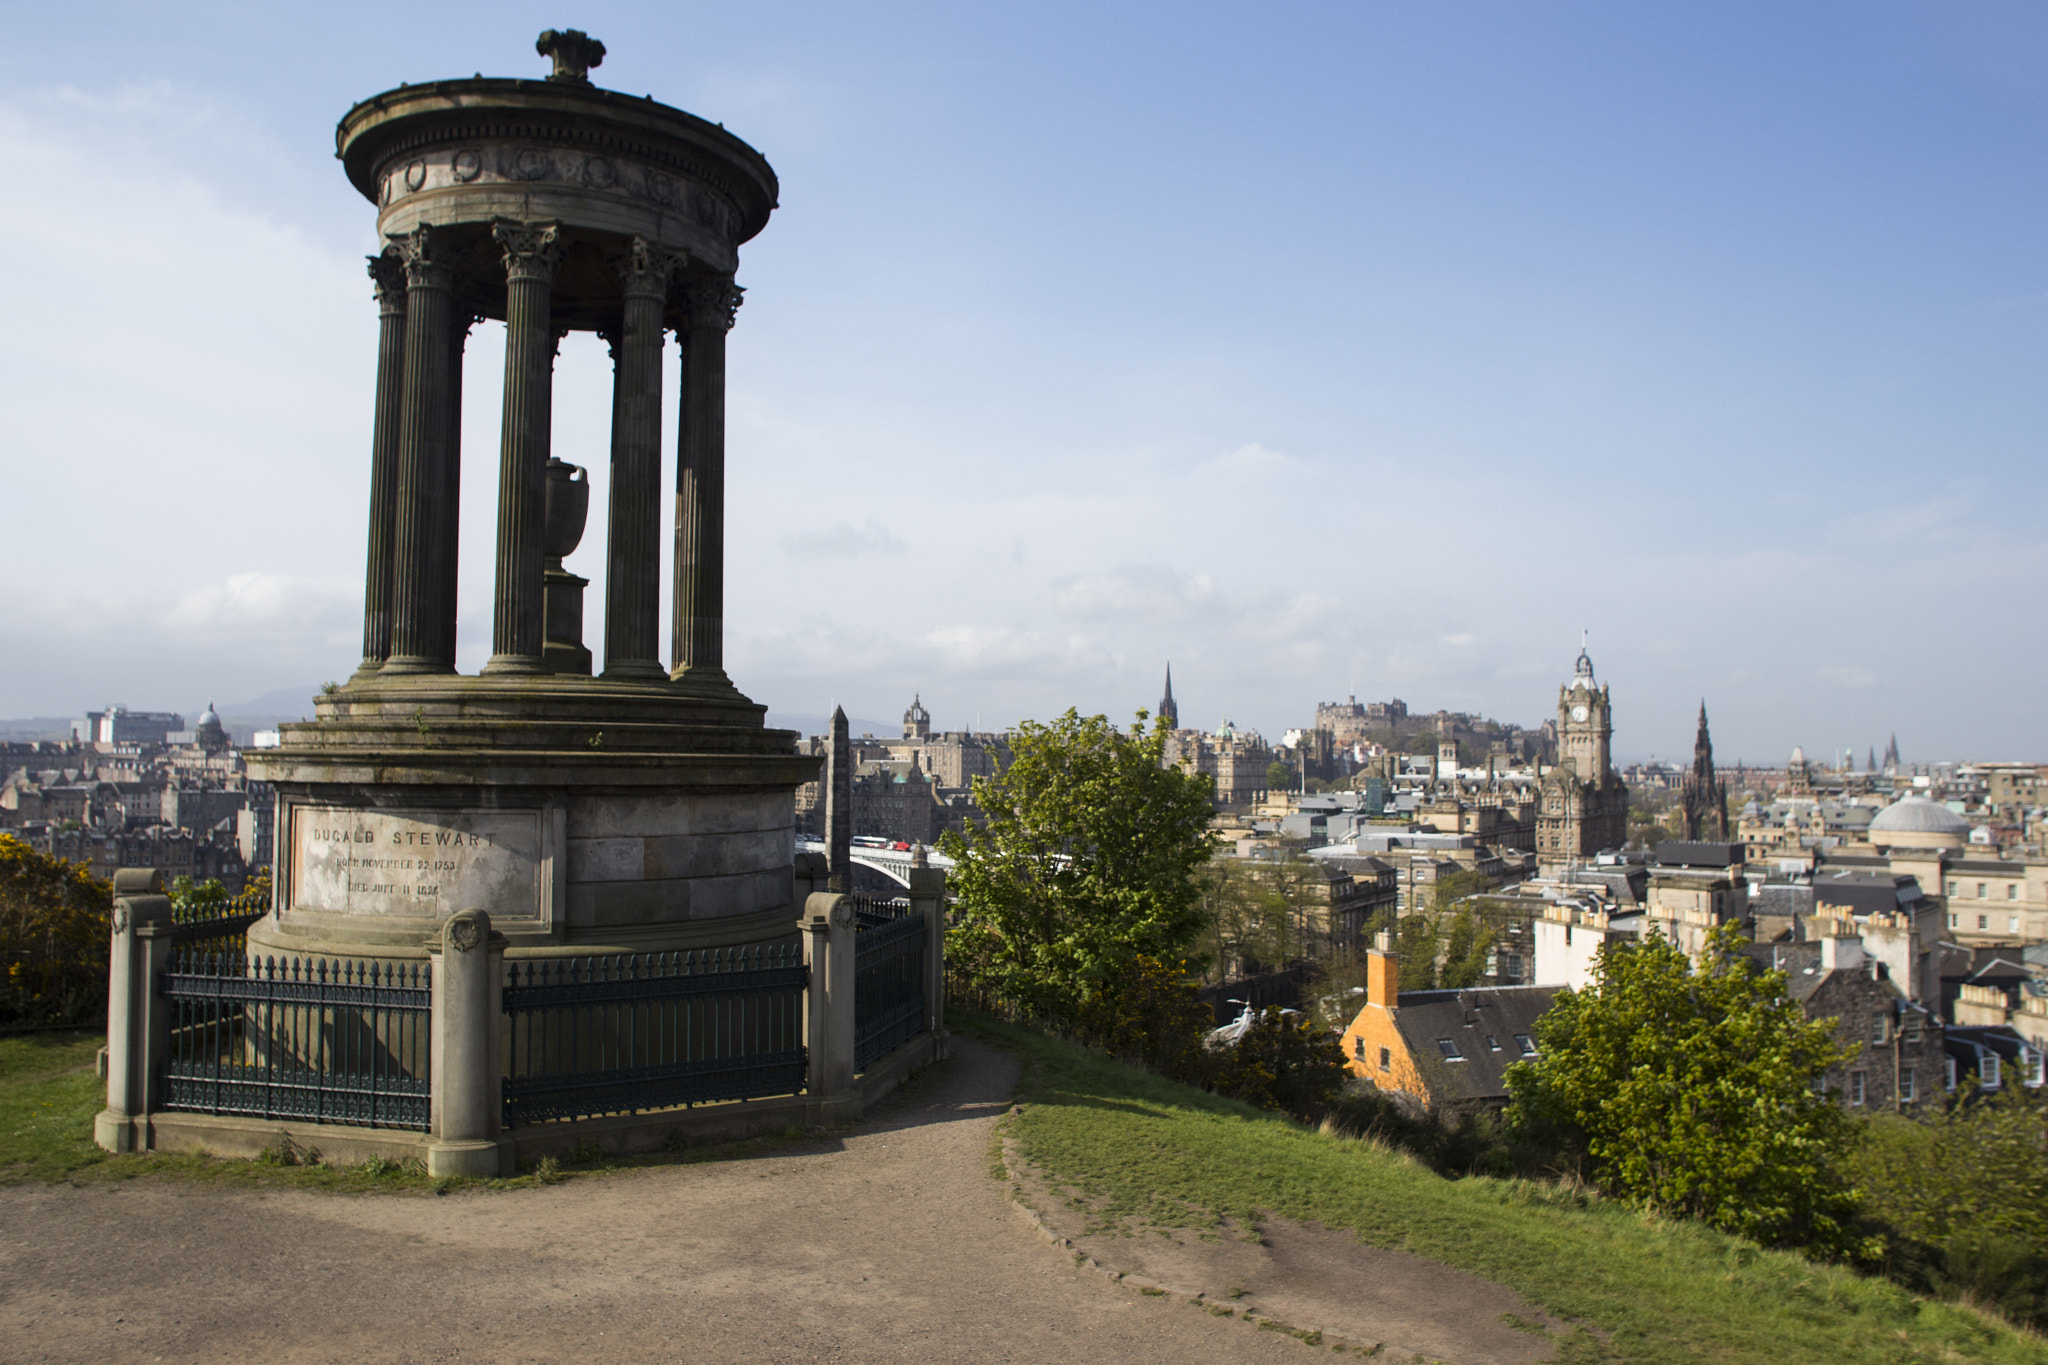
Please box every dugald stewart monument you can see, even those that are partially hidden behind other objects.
[251,29,812,960]
[93,30,946,1178]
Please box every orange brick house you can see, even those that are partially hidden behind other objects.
[1338,936,1560,1113]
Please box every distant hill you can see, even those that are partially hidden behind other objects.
[0,717,75,742]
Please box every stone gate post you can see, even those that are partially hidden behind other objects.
[906,863,948,1059]
[95,868,174,1154]
[428,908,506,1177]
[802,892,855,1116]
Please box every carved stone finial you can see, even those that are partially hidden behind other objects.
[537,28,606,83]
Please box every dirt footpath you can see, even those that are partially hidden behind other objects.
[0,1038,1540,1364]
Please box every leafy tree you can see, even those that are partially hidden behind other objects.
[0,834,112,1027]
[1505,922,1869,1257]
[1860,1085,2048,1324]
[1264,759,1293,792]
[940,709,1218,1023]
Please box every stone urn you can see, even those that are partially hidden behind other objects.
[544,458,589,563]
[542,459,592,674]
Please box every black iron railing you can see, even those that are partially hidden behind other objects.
[853,898,926,1072]
[501,945,807,1127]
[168,882,272,956]
[160,952,431,1130]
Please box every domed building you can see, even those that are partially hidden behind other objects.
[1866,794,1970,852]
[193,702,229,756]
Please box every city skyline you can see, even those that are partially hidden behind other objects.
[4,4,2044,759]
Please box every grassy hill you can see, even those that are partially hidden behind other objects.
[965,1010,2046,1365]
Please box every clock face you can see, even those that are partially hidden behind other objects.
[1571,705,1589,723]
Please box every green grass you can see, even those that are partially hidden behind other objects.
[961,1009,2047,1365]
[0,1031,840,1195]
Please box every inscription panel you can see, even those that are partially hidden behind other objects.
[292,807,542,921]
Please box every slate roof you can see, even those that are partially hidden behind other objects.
[1390,984,1560,1105]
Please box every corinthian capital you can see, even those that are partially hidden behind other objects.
[367,250,407,312]
[611,236,682,302]
[387,226,453,291]
[493,219,565,283]
[682,277,744,332]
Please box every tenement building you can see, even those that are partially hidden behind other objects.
[1536,647,1629,870]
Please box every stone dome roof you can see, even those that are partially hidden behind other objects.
[197,701,222,728]
[1869,795,1969,837]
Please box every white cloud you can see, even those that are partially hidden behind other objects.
[778,519,908,559]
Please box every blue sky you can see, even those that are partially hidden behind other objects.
[4,2,2044,764]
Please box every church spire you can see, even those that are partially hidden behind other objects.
[1680,700,1727,841]
[1157,663,1179,730]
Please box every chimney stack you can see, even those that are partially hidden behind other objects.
[1820,926,1863,974]
[1366,928,1399,1008]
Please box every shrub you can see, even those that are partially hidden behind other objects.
[1860,1085,2048,1327]
[1210,1006,1348,1121]
[1075,954,1213,1083]
[0,835,112,1028]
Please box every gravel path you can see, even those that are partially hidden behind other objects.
[0,1038,1325,1365]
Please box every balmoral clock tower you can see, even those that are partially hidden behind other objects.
[1558,647,1611,781]
[1537,644,1629,869]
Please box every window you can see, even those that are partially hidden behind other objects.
[1870,1014,1888,1045]
[1515,1034,1538,1056]
[1984,1055,2002,1089]
[1379,1046,1391,1072]
[1947,880,1958,896]
[1849,1071,1866,1106]
[1978,883,1988,899]
[1979,915,1989,930]
[1353,1037,1365,1061]
[2012,917,2022,934]
[1900,1067,1916,1103]
[1948,913,1958,929]
[2008,885,2018,900]
[1945,1057,1958,1092]
[2028,1050,2045,1088]
[1435,1038,1465,1061]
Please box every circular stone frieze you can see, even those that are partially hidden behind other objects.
[510,147,552,181]
[452,149,483,182]
[584,155,616,188]
[403,159,427,192]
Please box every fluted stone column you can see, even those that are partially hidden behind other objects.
[601,237,678,681]
[353,251,408,680]
[433,313,475,671]
[485,220,563,674]
[385,227,458,674]
[672,275,742,685]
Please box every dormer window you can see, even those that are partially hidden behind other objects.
[1436,1038,1464,1061]
[1515,1034,1538,1056]
[1486,1035,1500,1051]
